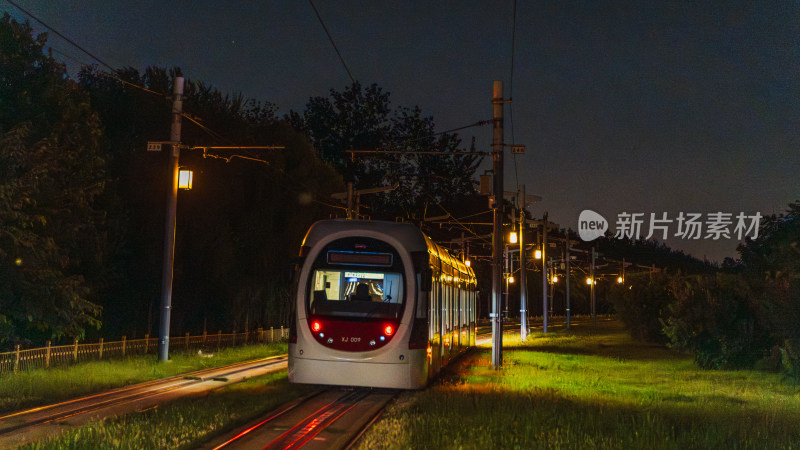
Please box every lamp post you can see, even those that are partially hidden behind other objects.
[158,77,184,362]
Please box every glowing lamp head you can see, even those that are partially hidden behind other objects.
[178,170,193,190]
[465,260,471,267]
[552,275,558,283]
[383,324,394,336]
[534,249,542,260]
[311,321,322,332]
[508,276,515,283]
[509,231,518,244]
[586,277,593,285]
[617,276,624,284]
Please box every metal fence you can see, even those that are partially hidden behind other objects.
[0,326,287,376]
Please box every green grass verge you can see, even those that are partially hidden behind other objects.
[20,372,312,450]
[0,343,287,414]
[358,319,800,449]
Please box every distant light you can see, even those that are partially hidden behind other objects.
[465,260,471,267]
[534,250,542,260]
[586,277,593,285]
[178,170,193,190]
[348,277,358,282]
[384,324,394,336]
[508,276,515,284]
[14,258,22,266]
[617,276,624,284]
[311,321,321,332]
[552,275,558,283]
[509,232,518,244]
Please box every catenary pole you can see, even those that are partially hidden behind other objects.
[491,81,504,369]
[519,185,528,340]
[565,229,571,328]
[542,212,548,333]
[591,246,596,323]
[158,77,184,362]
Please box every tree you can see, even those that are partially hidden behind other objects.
[0,15,106,345]
[80,65,343,337]
[289,82,482,220]
[738,200,800,379]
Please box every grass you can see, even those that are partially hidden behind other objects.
[0,342,287,414]
[20,371,313,450]
[358,318,800,449]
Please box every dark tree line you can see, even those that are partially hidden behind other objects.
[0,16,483,348]
[1,15,107,345]
[288,82,482,221]
[606,200,800,380]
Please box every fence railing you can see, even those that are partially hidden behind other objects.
[0,326,287,376]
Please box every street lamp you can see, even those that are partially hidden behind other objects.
[534,249,542,260]
[178,170,193,190]
[509,231,518,244]
[617,276,624,284]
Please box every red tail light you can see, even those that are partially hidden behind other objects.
[312,321,322,332]
[383,324,394,336]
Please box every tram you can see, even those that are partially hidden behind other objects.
[288,219,476,389]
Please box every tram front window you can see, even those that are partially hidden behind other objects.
[309,270,404,319]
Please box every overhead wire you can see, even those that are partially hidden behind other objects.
[7,0,356,220]
[308,0,356,85]
[6,0,254,150]
[377,120,493,151]
[509,0,519,188]
[6,0,116,73]
[425,195,491,245]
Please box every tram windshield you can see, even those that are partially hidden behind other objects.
[308,269,404,319]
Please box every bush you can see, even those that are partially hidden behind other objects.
[662,274,767,369]
[757,275,800,380]
[606,273,672,343]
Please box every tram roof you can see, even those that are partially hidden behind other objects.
[303,219,475,283]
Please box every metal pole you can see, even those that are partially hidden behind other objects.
[346,182,353,219]
[542,212,548,333]
[591,246,596,324]
[503,244,514,322]
[504,245,509,320]
[158,76,184,362]
[519,185,528,340]
[565,229,571,328]
[548,257,553,318]
[491,81,504,369]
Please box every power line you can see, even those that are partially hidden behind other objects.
[425,195,491,244]
[6,0,116,73]
[509,0,520,188]
[6,0,167,99]
[377,119,493,151]
[308,0,356,85]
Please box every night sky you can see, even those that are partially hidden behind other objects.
[5,1,799,262]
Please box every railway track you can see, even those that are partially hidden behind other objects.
[204,387,397,450]
[1,326,511,448]
[0,355,288,448]
[209,327,500,449]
